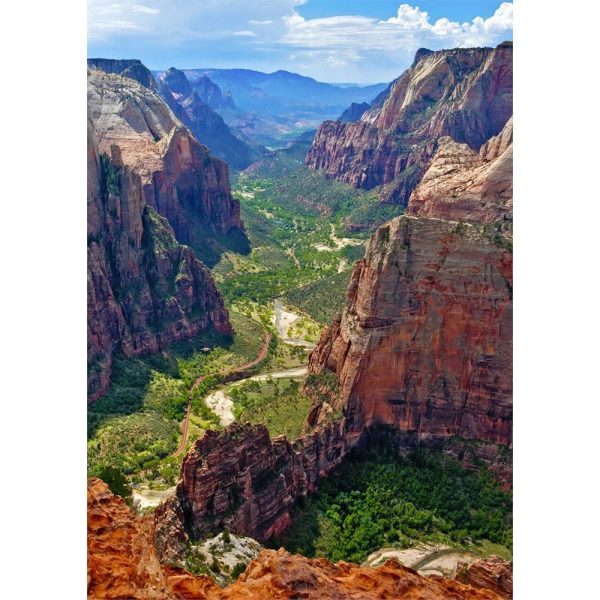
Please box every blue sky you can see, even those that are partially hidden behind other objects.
[88,1,513,84]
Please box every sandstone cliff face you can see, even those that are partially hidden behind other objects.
[306,42,512,205]
[306,215,512,446]
[407,118,512,225]
[89,478,501,600]
[87,477,211,599]
[456,557,513,599]
[87,120,231,401]
[88,68,243,258]
[220,548,503,600]
[158,68,260,171]
[155,422,360,562]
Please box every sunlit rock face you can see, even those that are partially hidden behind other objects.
[307,42,512,205]
[407,118,512,225]
[87,67,243,248]
[89,478,504,599]
[307,216,512,447]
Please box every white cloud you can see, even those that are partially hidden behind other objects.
[87,1,512,83]
[131,5,159,15]
[385,4,431,29]
[283,2,513,52]
[88,0,305,40]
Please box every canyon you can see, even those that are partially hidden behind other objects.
[87,63,242,400]
[158,67,262,171]
[88,39,513,598]
[306,42,512,206]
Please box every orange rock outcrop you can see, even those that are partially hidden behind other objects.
[456,556,513,599]
[88,478,502,600]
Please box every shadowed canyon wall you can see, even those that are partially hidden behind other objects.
[87,120,231,401]
[87,65,241,400]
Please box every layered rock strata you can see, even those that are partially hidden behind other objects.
[306,215,512,447]
[89,478,502,599]
[407,117,513,225]
[307,42,512,204]
[155,421,360,563]
[87,68,243,255]
[87,119,231,401]
[456,556,513,599]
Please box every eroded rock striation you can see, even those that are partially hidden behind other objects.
[89,478,502,599]
[87,118,231,401]
[307,42,512,205]
[306,215,512,447]
[87,67,243,256]
[456,556,513,599]
[407,117,512,225]
[155,422,360,562]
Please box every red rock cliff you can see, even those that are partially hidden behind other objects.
[88,68,243,258]
[407,117,513,225]
[155,421,360,563]
[306,215,512,446]
[87,119,231,401]
[456,556,513,599]
[88,478,502,600]
[306,42,512,205]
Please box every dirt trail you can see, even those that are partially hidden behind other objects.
[205,366,308,427]
[171,330,272,457]
[314,223,364,252]
[273,299,316,349]
[132,486,176,509]
[364,544,478,578]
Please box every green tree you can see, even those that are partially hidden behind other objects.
[222,527,231,544]
[98,466,132,505]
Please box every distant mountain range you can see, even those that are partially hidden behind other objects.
[153,68,388,148]
[180,68,386,115]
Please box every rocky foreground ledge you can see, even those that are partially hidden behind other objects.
[88,478,509,599]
